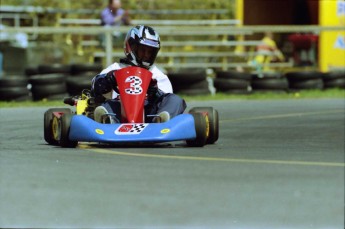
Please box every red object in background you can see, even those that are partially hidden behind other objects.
[288,33,318,49]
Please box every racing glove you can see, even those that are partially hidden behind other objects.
[105,70,118,92]
[147,79,163,102]
[91,70,118,96]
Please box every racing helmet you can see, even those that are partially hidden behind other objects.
[124,25,160,68]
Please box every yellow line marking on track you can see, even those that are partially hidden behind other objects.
[221,109,344,123]
[78,109,345,167]
[78,145,345,167]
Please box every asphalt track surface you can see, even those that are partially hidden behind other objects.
[0,99,344,228]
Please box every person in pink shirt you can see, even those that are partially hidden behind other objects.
[99,0,131,47]
[100,0,131,27]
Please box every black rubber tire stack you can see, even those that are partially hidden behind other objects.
[168,68,210,95]
[251,72,289,93]
[66,63,103,96]
[0,76,31,101]
[322,71,345,89]
[214,70,252,94]
[285,71,324,91]
[29,64,71,101]
[24,66,40,77]
[69,63,103,76]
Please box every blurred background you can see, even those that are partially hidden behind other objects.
[0,0,344,101]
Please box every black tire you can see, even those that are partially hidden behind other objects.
[173,80,209,92]
[0,77,28,87]
[214,78,250,90]
[168,69,207,85]
[45,93,70,100]
[252,89,288,94]
[289,78,324,90]
[186,113,207,147]
[66,75,93,96]
[70,63,103,75]
[324,78,345,89]
[285,71,323,82]
[251,72,283,79]
[251,78,289,90]
[44,108,72,145]
[189,107,219,144]
[31,83,67,100]
[59,113,78,148]
[25,66,40,77]
[322,71,345,81]
[216,70,252,80]
[177,88,211,96]
[0,87,30,101]
[70,71,100,78]
[38,64,71,74]
[219,89,252,94]
[29,73,66,85]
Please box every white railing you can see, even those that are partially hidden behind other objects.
[1,25,343,68]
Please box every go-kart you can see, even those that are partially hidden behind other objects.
[44,66,219,148]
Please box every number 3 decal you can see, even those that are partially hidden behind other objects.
[125,76,143,94]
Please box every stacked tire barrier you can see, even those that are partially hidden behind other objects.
[251,72,289,93]
[66,63,103,96]
[214,71,252,94]
[29,64,70,101]
[0,76,30,101]
[322,71,345,89]
[0,67,344,101]
[0,63,103,101]
[29,73,68,101]
[168,69,211,95]
[286,71,324,91]
[213,70,344,94]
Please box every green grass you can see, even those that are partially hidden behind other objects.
[0,89,344,108]
[181,89,345,101]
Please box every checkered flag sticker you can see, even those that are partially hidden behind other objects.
[115,123,148,135]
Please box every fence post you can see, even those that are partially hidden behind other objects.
[105,31,113,66]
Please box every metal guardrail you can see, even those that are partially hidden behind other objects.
[0,5,229,15]
[0,13,38,39]
[1,25,343,68]
[94,51,268,58]
[2,25,343,35]
[58,18,240,26]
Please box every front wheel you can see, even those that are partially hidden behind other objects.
[186,113,207,147]
[59,113,78,148]
[189,107,219,144]
[44,108,72,145]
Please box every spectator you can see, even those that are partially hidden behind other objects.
[99,0,131,47]
[101,0,131,27]
[249,32,285,74]
[91,25,186,124]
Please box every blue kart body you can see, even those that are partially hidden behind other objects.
[44,67,216,147]
[69,114,197,143]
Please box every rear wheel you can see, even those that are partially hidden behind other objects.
[59,113,78,148]
[44,108,72,145]
[189,107,219,144]
[186,113,207,147]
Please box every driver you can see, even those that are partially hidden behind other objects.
[91,25,186,123]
